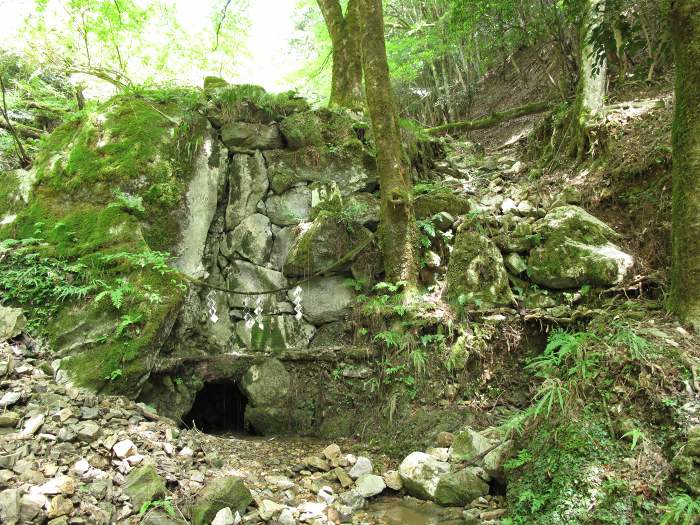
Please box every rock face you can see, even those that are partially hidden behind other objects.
[220,122,284,150]
[398,452,451,501]
[221,213,273,265]
[225,152,269,230]
[443,230,514,307]
[527,206,634,289]
[265,186,313,226]
[191,477,252,525]
[291,276,356,325]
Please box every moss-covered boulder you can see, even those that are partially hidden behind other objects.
[265,186,312,226]
[414,193,471,219]
[0,89,217,397]
[279,108,360,150]
[206,83,309,125]
[443,229,514,307]
[191,476,252,525]
[264,146,377,197]
[283,212,374,278]
[398,452,451,501]
[527,206,634,289]
[123,465,166,510]
[433,467,489,506]
[240,359,290,406]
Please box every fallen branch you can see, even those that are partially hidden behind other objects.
[426,100,553,135]
[0,119,44,139]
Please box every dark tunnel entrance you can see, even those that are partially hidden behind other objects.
[182,381,249,434]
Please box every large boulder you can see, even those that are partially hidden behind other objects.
[443,230,514,307]
[265,147,376,196]
[122,465,166,510]
[0,306,26,342]
[225,152,269,230]
[450,427,497,461]
[290,276,355,325]
[240,359,290,407]
[269,226,296,271]
[191,477,252,525]
[4,90,216,396]
[221,213,273,265]
[220,122,284,150]
[398,452,451,501]
[265,186,312,226]
[527,206,633,289]
[414,192,471,219]
[283,212,374,278]
[433,467,489,506]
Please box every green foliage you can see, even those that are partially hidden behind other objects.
[660,493,700,525]
[139,498,176,517]
[109,189,145,215]
[620,428,647,451]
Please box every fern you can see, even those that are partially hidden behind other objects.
[660,493,700,525]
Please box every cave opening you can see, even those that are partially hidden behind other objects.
[182,381,250,434]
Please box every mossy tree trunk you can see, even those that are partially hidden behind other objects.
[359,0,418,287]
[670,0,700,331]
[316,0,363,109]
[569,0,607,160]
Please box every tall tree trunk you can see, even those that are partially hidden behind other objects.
[359,0,418,286]
[570,0,607,160]
[316,0,363,109]
[670,0,700,331]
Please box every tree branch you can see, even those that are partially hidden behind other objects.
[425,100,553,135]
[0,74,31,167]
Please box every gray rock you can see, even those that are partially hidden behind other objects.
[433,467,489,506]
[355,474,386,498]
[0,488,21,525]
[240,359,290,407]
[450,427,496,461]
[76,421,101,442]
[341,192,380,228]
[191,477,252,525]
[349,456,373,479]
[269,226,297,271]
[339,490,366,511]
[265,186,312,226]
[220,122,284,150]
[0,391,20,408]
[225,152,269,230]
[398,452,450,501]
[0,306,26,342]
[211,507,235,525]
[504,252,527,275]
[123,465,167,512]
[225,260,287,309]
[289,276,355,325]
[221,213,273,265]
[235,314,315,352]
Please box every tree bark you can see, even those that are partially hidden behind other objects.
[426,100,552,135]
[670,0,700,331]
[570,0,607,160]
[316,0,363,109]
[359,0,418,286]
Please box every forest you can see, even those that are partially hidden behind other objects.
[0,0,699,524]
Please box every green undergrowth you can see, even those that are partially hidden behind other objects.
[500,301,693,524]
